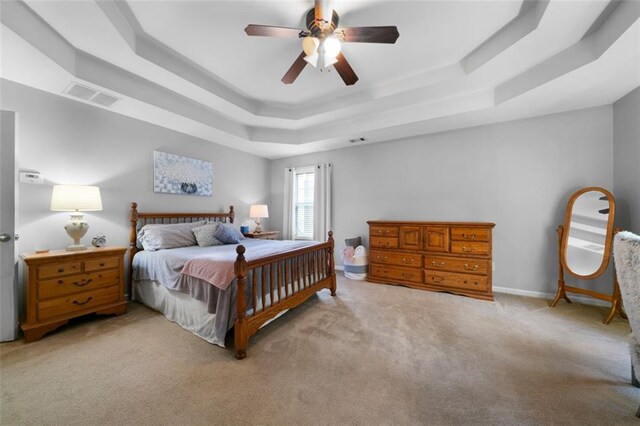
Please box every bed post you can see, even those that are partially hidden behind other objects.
[328,231,337,296]
[128,202,139,294]
[229,205,235,223]
[234,245,249,359]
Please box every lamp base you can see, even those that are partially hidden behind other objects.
[65,212,89,251]
[254,220,262,233]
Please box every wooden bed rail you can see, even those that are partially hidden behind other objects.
[233,231,336,359]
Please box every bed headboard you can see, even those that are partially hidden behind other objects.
[128,201,234,254]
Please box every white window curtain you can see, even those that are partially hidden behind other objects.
[282,167,295,240]
[313,163,332,241]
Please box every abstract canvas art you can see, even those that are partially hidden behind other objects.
[153,151,212,196]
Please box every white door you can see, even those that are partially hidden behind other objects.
[0,110,18,341]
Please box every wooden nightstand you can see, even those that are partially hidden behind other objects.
[242,231,280,240]
[20,247,127,342]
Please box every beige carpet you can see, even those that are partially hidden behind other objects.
[1,275,638,425]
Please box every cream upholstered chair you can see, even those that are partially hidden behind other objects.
[613,231,640,417]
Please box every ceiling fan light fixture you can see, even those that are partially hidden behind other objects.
[323,37,341,59]
[302,36,320,56]
[303,53,319,68]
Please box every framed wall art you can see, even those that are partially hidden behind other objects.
[153,151,212,196]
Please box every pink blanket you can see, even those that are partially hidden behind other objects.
[180,240,317,290]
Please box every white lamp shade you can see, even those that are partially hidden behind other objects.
[50,185,103,211]
[323,37,341,59]
[249,204,269,219]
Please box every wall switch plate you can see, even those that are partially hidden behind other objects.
[492,262,495,271]
[19,172,43,184]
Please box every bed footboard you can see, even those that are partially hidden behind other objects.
[234,231,336,359]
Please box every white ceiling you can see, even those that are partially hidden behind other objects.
[1,0,638,159]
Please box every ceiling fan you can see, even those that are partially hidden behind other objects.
[244,0,399,86]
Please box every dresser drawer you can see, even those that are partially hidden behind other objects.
[450,227,490,242]
[424,270,489,292]
[38,261,82,279]
[425,255,489,275]
[84,256,120,272]
[370,250,422,268]
[370,226,399,237]
[38,270,120,300]
[37,285,120,321]
[370,236,399,249]
[450,241,490,256]
[371,264,422,283]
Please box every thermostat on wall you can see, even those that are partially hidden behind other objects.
[19,172,43,184]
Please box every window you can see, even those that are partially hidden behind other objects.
[293,167,314,240]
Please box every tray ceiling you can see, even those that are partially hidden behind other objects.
[1,0,638,159]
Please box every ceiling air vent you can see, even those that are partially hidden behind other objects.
[63,82,120,107]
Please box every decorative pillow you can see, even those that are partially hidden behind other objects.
[213,223,244,244]
[192,224,224,247]
[137,220,206,251]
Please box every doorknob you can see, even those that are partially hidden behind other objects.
[0,233,12,243]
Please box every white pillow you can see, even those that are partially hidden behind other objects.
[138,221,206,251]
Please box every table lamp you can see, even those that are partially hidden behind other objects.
[50,185,103,251]
[249,204,269,233]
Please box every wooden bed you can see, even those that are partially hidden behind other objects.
[128,202,337,359]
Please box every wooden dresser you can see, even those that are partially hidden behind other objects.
[21,247,127,342]
[367,221,495,301]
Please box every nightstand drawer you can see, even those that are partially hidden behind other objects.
[37,285,120,321]
[38,261,82,279]
[38,270,120,300]
[84,256,119,272]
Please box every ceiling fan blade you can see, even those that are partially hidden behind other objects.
[338,26,400,44]
[281,52,308,84]
[333,52,358,86]
[244,25,306,38]
[315,0,335,23]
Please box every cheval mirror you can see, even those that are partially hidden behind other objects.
[551,187,625,324]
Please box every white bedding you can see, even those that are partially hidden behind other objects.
[132,239,319,346]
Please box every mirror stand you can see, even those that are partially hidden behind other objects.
[551,225,627,324]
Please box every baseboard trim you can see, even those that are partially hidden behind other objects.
[492,286,610,307]
[338,267,610,307]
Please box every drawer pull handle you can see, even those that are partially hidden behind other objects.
[464,264,479,271]
[462,246,476,252]
[431,277,444,283]
[432,261,445,267]
[99,263,106,267]
[376,256,388,261]
[72,296,93,306]
[73,278,93,287]
[57,280,63,285]
[58,268,65,273]
[402,258,415,264]
[462,233,476,240]
[402,273,413,279]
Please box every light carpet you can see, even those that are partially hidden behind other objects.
[1,275,638,425]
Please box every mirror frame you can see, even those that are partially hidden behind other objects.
[560,186,616,280]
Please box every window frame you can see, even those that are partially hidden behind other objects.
[292,166,315,240]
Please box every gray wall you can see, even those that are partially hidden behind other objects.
[270,106,615,295]
[613,87,640,234]
[1,79,270,287]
